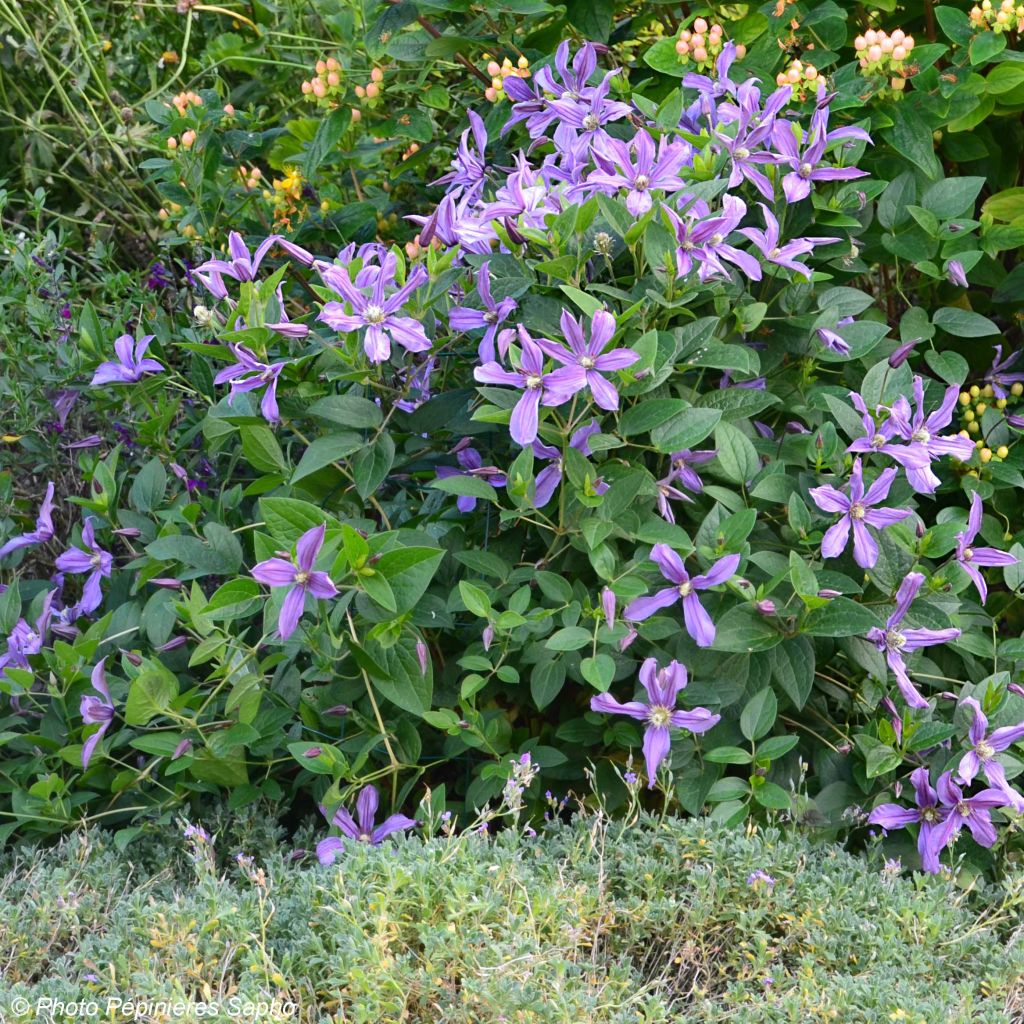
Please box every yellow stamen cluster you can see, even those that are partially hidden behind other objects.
[676,19,746,69]
[971,0,1024,33]
[483,54,531,103]
[170,90,203,117]
[261,167,307,229]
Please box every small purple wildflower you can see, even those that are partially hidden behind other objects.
[80,657,115,768]
[213,343,287,424]
[957,697,1024,811]
[448,261,517,363]
[90,334,163,386]
[54,518,112,616]
[316,784,417,864]
[0,482,56,560]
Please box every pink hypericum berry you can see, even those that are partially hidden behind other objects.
[371,66,384,82]
[892,44,907,60]
[868,44,882,61]
[694,46,708,62]
[676,39,689,54]
[316,59,327,74]
[355,84,366,98]
[366,82,380,98]
[312,78,326,97]
[301,80,312,94]
[327,71,339,86]
[694,16,708,32]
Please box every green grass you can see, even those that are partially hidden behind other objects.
[2,811,1022,1023]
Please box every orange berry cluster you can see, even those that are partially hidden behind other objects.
[774,58,821,93]
[675,19,746,69]
[854,29,916,69]
[237,164,262,190]
[171,90,202,117]
[971,0,1024,32]
[483,54,531,103]
[301,57,344,104]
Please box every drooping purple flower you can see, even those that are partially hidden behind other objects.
[90,334,164,386]
[434,109,488,200]
[815,316,854,356]
[590,657,720,788]
[808,459,912,569]
[712,84,791,197]
[213,343,287,424]
[251,523,338,640]
[318,253,430,363]
[624,544,740,648]
[194,232,281,299]
[866,572,961,709]
[946,260,969,289]
[886,377,976,492]
[532,419,604,507]
[0,482,56,560]
[580,130,692,217]
[448,262,517,363]
[600,587,616,630]
[868,766,950,874]
[957,697,1024,811]
[80,657,115,768]
[535,309,639,411]
[395,356,437,414]
[435,444,507,512]
[955,493,1017,603]
[932,771,1008,859]
[669,449,716,493]
[54,518,112,616]
[474,328,560,445]
[739,204,839,278]
[655,474,693,524]
[316,784,417,864]
[984,344,1024,400]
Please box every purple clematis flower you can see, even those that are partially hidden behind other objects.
[808,458,912,569]
[532,420,604,507]
[318,254,430,363]
[815,316,854,356]
[316,784,417,864]
[984,344,1024,400]
[434,109,489,200]
[90,335,164,386]
[955,493,1018,603]
[214,343,287,424]
[669,449,716,493]
[535,309,639,411]
[54,518,112,616]
[655,474,693,524]
[932,771,1008,858]
[868,766,950,874]
[194,232,280,299]
[474,328,560,445]
[251,523,338,640]
[581,130,692,217]
[0,482,56,560]
[866,572,960,709]
[624,544,741,648]
[0,591,55,679]
[946,259,969,289]
[739,204,839,278]
[81,657,115,768]
[448,262,518,363]
[547,73,632,148]
[590,657,720,788]
[957,697,1024,811]
[886,376,975,493]
[667,195,763,284]
[435,443,507,512]
[845,391,929,476]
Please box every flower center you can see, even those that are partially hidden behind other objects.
[294,570,309,585]
[710,233,724,246]
[363,304,386,324]
[634,174,650,191]
[849,502,866,520]
[525,374,543,390]
[768,247,781,259]
[911,428,930,443]
[678,581,693,597]
[359,832,372,843]
[582,114,600,132]
[798,162,813,178]
[955,800,971,818]
[90,553,103,567]
[648,705,673,727]
[681,240,695,251]
[871,433,887,449]
[580,356,596,369]
[483,310,499,325]
[735,147,750,160]
[963,547,974,562]
[884,628,906,652]
[921,806,940,823]
[976,739,995,760]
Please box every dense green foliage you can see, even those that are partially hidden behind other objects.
[2,813,1023,1022]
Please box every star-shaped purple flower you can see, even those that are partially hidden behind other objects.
[81,657,116,768]
[448,261,518,363]
[984,344,1024,399]
[214,342,288,424]
[809,458,912,570]
[845,391,929,477]
[931,771,1008,860]
[316,784,417,864]
[957,697,1024,811]
[0,482,56,560]
[194,232,281,300]
[738,203,839,278]
[251,523,338,640]
[669,449,716,493]
[582,130,692,217]
[624,544,740,648]
[955,493,1017,603]
[54,518,112,616]
[535,309,639,411]
[90,335,164,386]
[866,572,960,709]
[868,766,950,874]
[434,109,489,200]
[590,657,720,788]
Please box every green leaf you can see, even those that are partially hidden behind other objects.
[376,547,445,614]
[566,0,614,40]
[802,598,881,637]
[753,781,792,809]
[705,746,753,764]
[430,475,499,504]
[459,580,492,618]
[531,659,566,709]
[933,307,999,338]
[291,432,364,484]
[559,285,604,317]
[921,176,986,219]
[546,627,592,651]
[129,458,167,513]
[205,579,262,621]
[351,433,395,498]
[740,689,777,742]
[240,425,287,474]
[308,394,384,429]
[125,664,179,726]
[581,654,615,689]
[970,28,1006,65]
[619,399,690,436]
[365,633,433,716]
[882,106,941,180]
[757,735,799,761]
[651,408,722,454]
[713,422,759,485]
[713,606,782,653]
[924,350,969,386]
[259,497,327,541]
[768,637,815,709]
[303,106,351,178]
